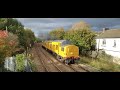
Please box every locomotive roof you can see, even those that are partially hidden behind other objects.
[53,40,71,45]
[53,40,67,42]
[61,44,76,48]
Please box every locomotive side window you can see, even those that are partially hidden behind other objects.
[56,45,58,50]
[53,45,55,49]
[61,47,64,51]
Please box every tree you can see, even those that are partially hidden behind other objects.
[0,18,36,49]
[35,37,42,43]
[49,27,65,40]
[0,18,24,34]
[0,18,24,46]
[71,21,90,30]
[22,29,35,49]
[64,21,96,53]
[0,32,19,63]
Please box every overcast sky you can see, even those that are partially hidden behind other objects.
[16,18,120,36]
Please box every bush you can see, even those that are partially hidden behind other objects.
[16,53,36,72]
[16,54,25,72]
[97,51,113,61]
[79,54,120,72]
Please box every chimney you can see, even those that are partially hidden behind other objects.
[103,28,109,33]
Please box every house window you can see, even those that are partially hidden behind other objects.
[102,39,106,46]
[113,40,116,47]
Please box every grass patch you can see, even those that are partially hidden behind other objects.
[79,54,120,72]
[29,60,37,72]
[29,54,37,72]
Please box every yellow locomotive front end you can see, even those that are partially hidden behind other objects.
[60,45,80,64]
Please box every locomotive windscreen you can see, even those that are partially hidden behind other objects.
[61,40,71,46]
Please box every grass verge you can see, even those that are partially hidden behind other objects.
[79,55,120,72]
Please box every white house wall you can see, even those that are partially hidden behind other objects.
[96,38,120,58]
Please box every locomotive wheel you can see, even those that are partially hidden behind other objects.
[54,53,57,57]
[57,55,63,61]
[65,60,69,65]
[57,55,61,60]
[71,60,75,64]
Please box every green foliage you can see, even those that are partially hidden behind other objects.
[0,47,6,64]
[16,54,25,72]
[22,29,35,49]
[64,26,96,52]
[79,54,120,72]
[0,18,24,34]
[35,37,42,43]
[49,27,65,40]
[29,59,37,72]
[0,18,36,49]
[0,18,36,64]
[97,51,113,61]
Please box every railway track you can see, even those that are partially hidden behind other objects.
[38,45,68,72]
[69,64,90,72]
[35,44,62,72]
[39,48,62,72]
[34,47,49,72]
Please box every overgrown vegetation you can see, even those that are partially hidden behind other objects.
[35,37,42,43]
[15,53,37,72]
[16,54,25,72]
[79,51,120,72]
[0,18,36,49]
[0,18,36,64]
[0,32,19,64]
[28,59,37,72]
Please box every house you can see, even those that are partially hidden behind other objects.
[96,28,120,59]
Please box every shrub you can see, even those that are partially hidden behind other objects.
[16,54,25,72]
[79,54,120,72]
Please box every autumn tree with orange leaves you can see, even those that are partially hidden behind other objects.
[0,32,19,63]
